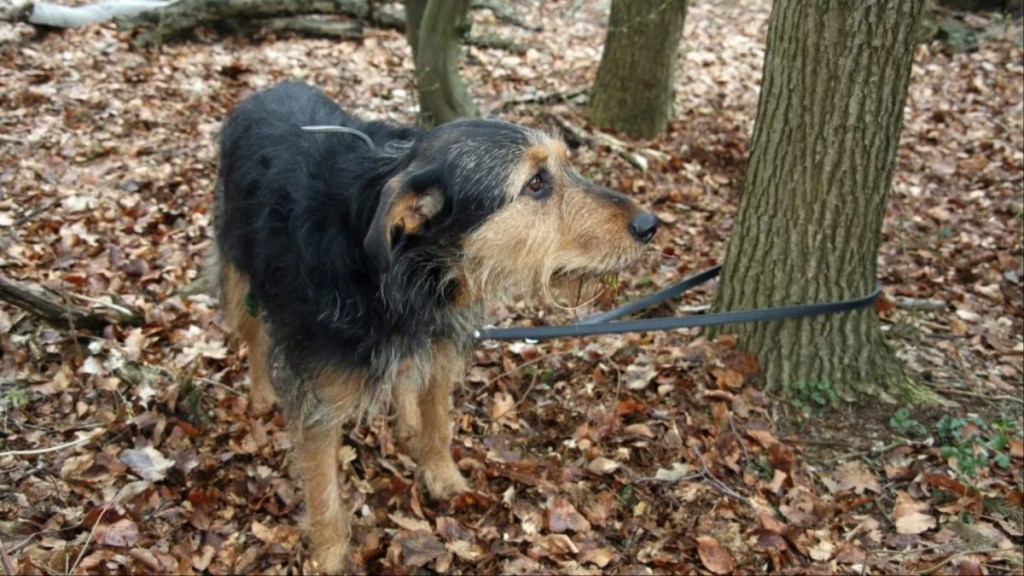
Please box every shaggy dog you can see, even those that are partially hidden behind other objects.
[210,81,658,572]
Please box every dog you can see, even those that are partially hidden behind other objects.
[209,81,658,572]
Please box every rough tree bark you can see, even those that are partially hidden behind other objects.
[588,0,687,139]
[404,0,426,62]
[710,0,943,405]
[406,0,478,127]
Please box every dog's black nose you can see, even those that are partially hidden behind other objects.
[629,212,659,243]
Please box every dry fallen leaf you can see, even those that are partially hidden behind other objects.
[654,462,695,481]
[1009,438,1023,459]
[389,512,432,533]
[579,547,616,568]
[539,533,579,556]
[120,446,173,482]
[809,529,836,561]
[586,456,621,475]
[388,530,446,568]
[546,496,592,534]
[825,460,882,495]
[696,536,735,575]
[490,391,520,429]
[95,518,139,548]
[893,491,936,535]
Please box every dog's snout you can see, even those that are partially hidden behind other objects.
[629,212,659,243]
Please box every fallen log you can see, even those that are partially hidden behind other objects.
[4,0,536,48]
[0,274,143,332]
[227,16,364,40]
[117,0,405,46]
[17,0,172,28]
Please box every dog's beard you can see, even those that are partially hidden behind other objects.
[546,270,621,311]
[462,251,638,311]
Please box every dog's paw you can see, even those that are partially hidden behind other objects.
[248,379,277,414]
[420,462,469,499]
[311,542,348,575]
[249,395,276,414]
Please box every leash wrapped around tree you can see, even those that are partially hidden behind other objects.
[474,265,881,341]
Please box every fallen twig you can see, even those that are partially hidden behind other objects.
[0,428,105,457]
[546,113,669,172]
[489,364,541,424]
[913,548,1015,575]
[66,291,140,319]
[934,387,1024,404]
[13,199,58,227]
[471,0,539,31]
[0,134,28,145]
[823,439,909,466]
[692,442,752,507]
[240,16,364,40]
[0,274,142,332]
[491,87,588,113]
[69,485,126,575]
[0,536,15,576]
[466,32,527,53]
[894,297,947,311]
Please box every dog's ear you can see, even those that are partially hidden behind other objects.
[364,164,445,273]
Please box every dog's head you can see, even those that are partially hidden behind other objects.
[365,118,658,305]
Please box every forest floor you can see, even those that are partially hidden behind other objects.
[1,1,1022,574]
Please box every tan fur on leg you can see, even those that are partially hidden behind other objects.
[220,262,276,411]
[401,342,468,498]
[293,421,350,574]
[394,374,422,445]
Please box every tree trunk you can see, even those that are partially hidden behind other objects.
[403,0,427,62]
[588,0,687,139]
[710,0,944,405]
[411,0,478,127]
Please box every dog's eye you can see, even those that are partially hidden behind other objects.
[523,172,549,199]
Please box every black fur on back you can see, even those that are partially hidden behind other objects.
[214,81,533,379]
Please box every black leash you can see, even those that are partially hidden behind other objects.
[474,265,881,342]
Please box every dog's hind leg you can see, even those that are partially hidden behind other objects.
[396,342,469,499]
[238,319,274,412]
[219,262,276,412]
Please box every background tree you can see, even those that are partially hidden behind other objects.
[588,0,687,139]
[710,0,941,404]
[404,0,478,126]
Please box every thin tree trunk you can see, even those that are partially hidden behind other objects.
[412,0,477,127]
[710,0,943,405]
[404,0,427,62]
[588,0,687,139]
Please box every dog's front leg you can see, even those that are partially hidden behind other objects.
[395,342,469,499]
[292,420,350,573]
